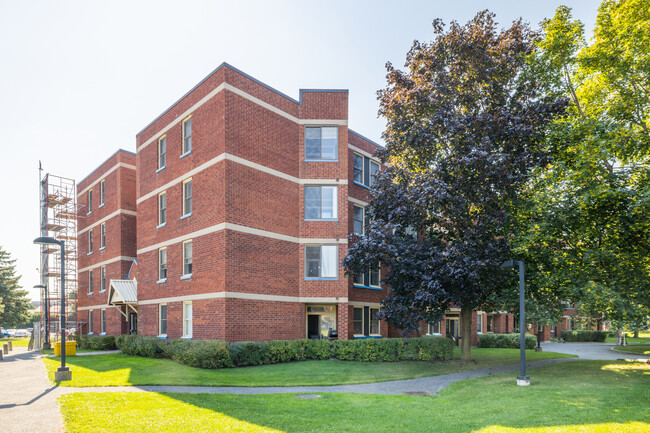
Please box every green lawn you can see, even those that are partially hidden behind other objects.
[605,332,650,344]
[43,348,575,387]
[612,344,650,355]
[59,360,650,433]
[0,337,30,347]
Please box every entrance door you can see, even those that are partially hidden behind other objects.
[307,314,320,339]
[129,313,137,335]
[446,318,459,345]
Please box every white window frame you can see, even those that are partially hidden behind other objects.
[353,152,380,188]
[100,265,106,292]
[353,307,364,337]
[100,222,106,249]
[427,321,441,335]
[158,135,166,170]
[158,191,167,226]
[353,265,381,289]
[88,310,94,335]
[353,204,367,236]
[477,314,483,333]
[304,185,338,220]
[182,178,192,217]
[88,230,93,254]
[182,116,192,155]
[304,126,338,161]
[88,269,93,294]
[182,240,193,278]
[369,307,381,336]
[304,245,338,279]
[99,179,105,206]
[158,247,167,282]
[182,301,193,338]
[353,153,364,185]
[100,309,106,334]
[159,304,167,337]
[87,189,92,214]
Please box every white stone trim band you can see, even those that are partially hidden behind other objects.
[78,209,137,235]
[138,291,349,306]
[78,256,137,273]
[78,163,136,197]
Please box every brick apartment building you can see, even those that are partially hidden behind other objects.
[76,63,516,344]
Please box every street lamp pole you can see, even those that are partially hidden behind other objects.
[501,259,530,386]
[34,236,71,381]
[33,284,50,350]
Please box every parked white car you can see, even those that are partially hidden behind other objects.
[7,329,17,337]
[14,329,31,338]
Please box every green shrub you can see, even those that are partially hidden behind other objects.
[333,337,452,362]
[264,339,301,364]
[561,330,607,342]
[228,341,268,367]
[167,339,233,369]
[77,334,117,351]
[115,335,166,358]
[303,339,333,360]
[478,333,536,349]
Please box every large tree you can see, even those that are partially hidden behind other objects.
[0,246,31,328]
[514,1,650,335]
[344,11,565,360]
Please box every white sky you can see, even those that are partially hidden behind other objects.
[0,0,600,300]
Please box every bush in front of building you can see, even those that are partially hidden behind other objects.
[167,339,233,369]
[116,335,167,358]
[76,334,117,351]
[302,338,333,360]
[333,336,453,362]
[477,333,536,349]
[227,341,268,367]
[561,330,607,342]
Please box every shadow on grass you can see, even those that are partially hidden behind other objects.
[58,360,650,433]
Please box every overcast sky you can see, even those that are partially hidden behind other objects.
[0,0,600,300]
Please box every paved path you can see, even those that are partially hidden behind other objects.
[541,341,650,361]
[0,347,63,433]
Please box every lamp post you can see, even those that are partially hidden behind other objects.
[501,259,530,386]
[33,284,50,350]
[33,236,71,381]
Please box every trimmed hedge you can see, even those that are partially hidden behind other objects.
[478,333,536,350]
[114,335,453,370]
[76,334,117,351]
[561,330,607,342]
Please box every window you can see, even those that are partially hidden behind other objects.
[158,192,166,226]
[369,307,380,335]
[100,223,106,249]
[100,180,105,206]
[158,248,167,281]
[87,190,92,213]
[183,301,192,338]
[182,240,192,277]
[428,321,441,335]
[353,307,363,335]
[477,314,483,333]
[182,179,192,217]
[305,245,337,279]
[182,117,192,155]
[88,310,93,334]
[305,126,337,160]
[353,265,380,288]
[353,205,369,235]
[100,266,106,292]
[353,153,380,188]
[486,315,494,333]
[159,304,167,336]
[158,136,166,169]
[88,230,93,253]
[88,270,93,294]
[101,309,106,334]
[304,186,337,220]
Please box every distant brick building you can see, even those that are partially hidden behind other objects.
[76,63,513,344]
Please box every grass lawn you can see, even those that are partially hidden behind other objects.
[43,347,575,387]
[605,332,650,344]
[59,360,650,433]
[0,337,30,347]
[612,344,650,355]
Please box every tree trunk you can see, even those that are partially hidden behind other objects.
[634,330,639,339]
[460,306,473,362]
[616,328,623,346]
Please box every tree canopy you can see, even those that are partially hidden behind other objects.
[0,246,32,328]
[344,11,566,360]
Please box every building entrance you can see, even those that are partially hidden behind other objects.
[305,305,337,339]
[129,313,137,335]
[446,314,460,346]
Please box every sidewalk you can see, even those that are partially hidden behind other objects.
[0,347,63,433]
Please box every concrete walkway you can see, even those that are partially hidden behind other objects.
[0,347,63,433]
[541,341,650,361]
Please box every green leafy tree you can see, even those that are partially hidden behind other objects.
[0,246,31,327]
[344,11,565,361]
[515,1,650,335]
